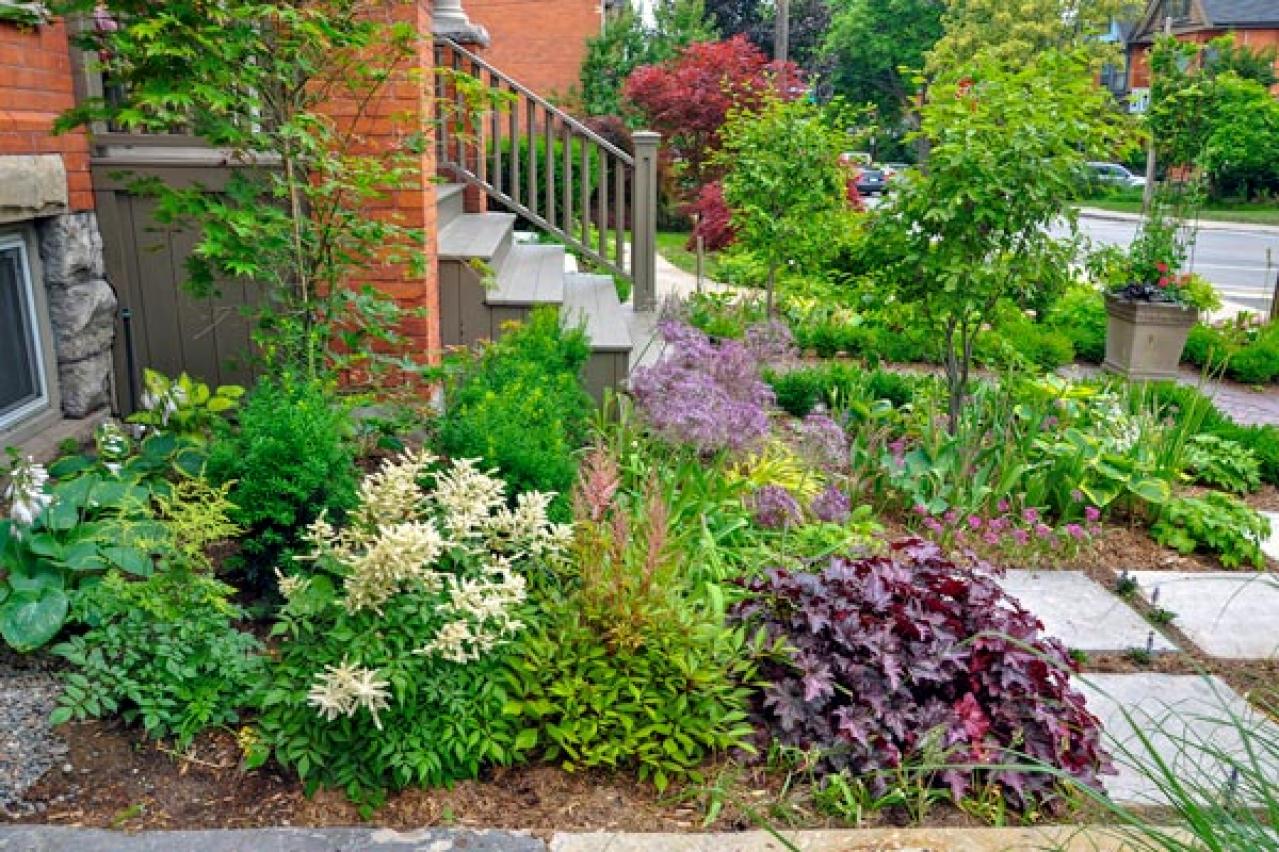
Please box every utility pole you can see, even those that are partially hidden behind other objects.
[1142,16,1172,216]
[775,0,790,85]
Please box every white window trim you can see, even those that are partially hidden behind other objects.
[0,232,51,433]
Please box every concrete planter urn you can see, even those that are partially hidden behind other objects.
[1103,293,1197,381]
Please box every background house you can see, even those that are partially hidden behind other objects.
[1128,0,1279,95]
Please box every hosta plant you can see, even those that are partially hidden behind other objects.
[128,369,244,440]
[731,539,1111,811]
[256,450,571,804]
[1151,492,1271,569]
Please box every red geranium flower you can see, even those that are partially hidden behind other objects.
[1157,276,1170,287]
[1155,261,1169,273]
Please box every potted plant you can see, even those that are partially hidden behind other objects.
[1101,208,1221,380]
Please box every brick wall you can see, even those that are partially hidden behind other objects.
[1129,28,1279,91]
[465,0,602,102]
[320,0,440,360]
[0,17,93,211]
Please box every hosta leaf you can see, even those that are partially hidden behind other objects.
[102,545,154,577]
[0,589,69,651]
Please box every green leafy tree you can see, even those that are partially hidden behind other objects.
[927,0,1132,72]
[716,96,851,314]
[1200,75,1279,199]
[866,52,1125,430]
[825,0,944,152]
[54,0,438,380]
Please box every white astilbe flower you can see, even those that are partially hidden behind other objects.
[431,458,506,538]
[5,456,53,529]
[352,448,437,528]
[275,569,310,602]
[417,562,526,663]
[485,490,569,559]
[343,520,447,613]
[307,660,392,729]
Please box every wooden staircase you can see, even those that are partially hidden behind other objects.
[436,183,643,399]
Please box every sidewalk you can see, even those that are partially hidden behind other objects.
[1076,206,1279,236]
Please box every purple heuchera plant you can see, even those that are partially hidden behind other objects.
[629,321,773,453]
[810,485,851,524]
[731,538,1112,811]
[750,484,802,529]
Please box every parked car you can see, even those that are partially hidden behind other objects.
[854,166,888,196]
[1087,161,1146,189]
[881,162,911,180]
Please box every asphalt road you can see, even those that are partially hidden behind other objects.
[1070,215,1279,314]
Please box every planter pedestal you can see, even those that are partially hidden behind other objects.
[1103,294,1197,381]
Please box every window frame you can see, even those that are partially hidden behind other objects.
[0,229,54,434]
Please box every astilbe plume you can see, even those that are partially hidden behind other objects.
[574,443,621,523]
[629,320,773,454]
[731,538,1111,811]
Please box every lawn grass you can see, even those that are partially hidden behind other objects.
[1078,198,1279,226]
[657,230,723,281]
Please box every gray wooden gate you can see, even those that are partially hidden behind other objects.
[91,148,259,414]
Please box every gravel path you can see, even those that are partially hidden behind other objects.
[0,652,66,818]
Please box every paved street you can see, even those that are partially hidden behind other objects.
[1069,214,1279,314]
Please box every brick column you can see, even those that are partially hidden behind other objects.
[324,0,441,365]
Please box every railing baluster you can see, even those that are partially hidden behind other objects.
[597,149,607,261]
[579,139,589,247]
[526,99,537,224]
[471,58,486,186]
[509,82,520,208]
[490,67,502,194]
[451,47,463,166]
[562,123,573,241]
[614,156,624,272]
[544,110,555,231]
[434,42,446,164]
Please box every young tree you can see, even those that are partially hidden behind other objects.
[716,97,852,314]
[623,35,802,189]
[55,0,438,381]
[927,0,1131,72]
[866,51,1126,430]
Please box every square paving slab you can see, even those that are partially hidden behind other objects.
[1130,571,1279,659]
[1260,511,1279,563]
[999,570,1176,653]
[1078,673,1279,806]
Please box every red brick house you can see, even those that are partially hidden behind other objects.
[1128,0,1279,95]
[1,0,656,452]
[463,0,607,104]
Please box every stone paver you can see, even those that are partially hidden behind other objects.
[0,827,541,851]
[1260,512,1279,563]
[999,571,1176,653]
[1078,673,1279,806]
[1130,571,1279,659]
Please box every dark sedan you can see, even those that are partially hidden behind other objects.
[855,167,887,196]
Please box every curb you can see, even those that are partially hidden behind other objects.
[1076,206,1279,236]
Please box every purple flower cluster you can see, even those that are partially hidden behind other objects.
[913,500,1102,563]
[810,485,851,524]
[794,413,848,472]
[743,320,797,363]
[750,485,803,529]
[630,321,774,454]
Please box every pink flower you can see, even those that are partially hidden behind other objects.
[1157,277,1170,288]
[944,510,959,525]
[924,517,944,533]
[967,515,982,530]
[1022,508,1039,524]
[1156,261,1169,273]
[997,499,1009,513]
[913,503,930,517]
[1035,523,1053,539]
[983,531,1000,546]
[1011,529,1030,546]
[1084,506,1101,523]
[1065,523,1085,540]
[989,517,1008,532]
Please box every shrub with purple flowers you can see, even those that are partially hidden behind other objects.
[630,321,774,454]
[731,539,1111,811]
[750,484,803,530]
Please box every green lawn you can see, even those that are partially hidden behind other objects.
[656,230,723,281]
[1077,198,1279,226]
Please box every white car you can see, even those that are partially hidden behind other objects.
[1087,162,1146,189]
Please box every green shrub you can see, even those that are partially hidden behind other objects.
[1045,286,1107,363]
[980,322,1075,370]
[1210,422,1279,487]
[765,364,918,418]
[438,308,592,516]
[206,377,358,592]
[1183,434,1262,493]
[1227,334,1279,384]
[504,462,755,790]
[258,452,569,804]
[1151,492,1271,569]
[51,568,264,746]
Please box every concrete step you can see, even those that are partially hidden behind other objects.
[561,273,632,354]
[436,182,465,228]
[487,243,566,307]
[438,212,515,269]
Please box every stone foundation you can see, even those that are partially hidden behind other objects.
[36,213,116,418]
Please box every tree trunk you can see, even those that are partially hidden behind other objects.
[766,262,778,317]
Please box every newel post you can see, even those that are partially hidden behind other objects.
[631,130,660,313]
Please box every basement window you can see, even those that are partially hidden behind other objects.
[0,233,51,432]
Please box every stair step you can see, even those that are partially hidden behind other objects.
[438,212,515,266]
[487,244,566,307]
[561,273,632,353]
[436,183,465,228]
